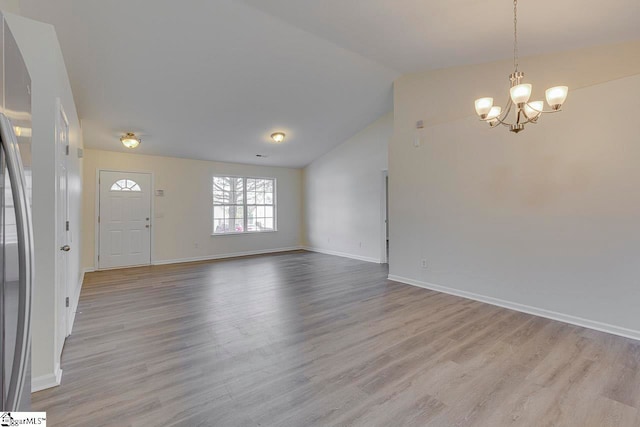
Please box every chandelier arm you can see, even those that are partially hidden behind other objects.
[519,116,537,125]
[481,98,515,126]
[498,99,513,122]
[524,102,562,115]
[502,97,514,119]
[486,113,516,127]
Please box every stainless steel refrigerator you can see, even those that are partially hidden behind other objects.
[0,12,34,412]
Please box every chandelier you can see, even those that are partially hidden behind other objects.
[474,0,568,133]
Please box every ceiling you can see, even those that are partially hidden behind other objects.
[243,0,640,73]
[19,0,640,167]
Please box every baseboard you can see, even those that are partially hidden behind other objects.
[32,363,62,393]
[68,269,90,336]
[302,246,380,264]
[151,246,304,266]
[387,274,640,342]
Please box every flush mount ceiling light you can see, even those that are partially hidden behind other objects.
[120,132,141,149]
[270,132,286,143]
[474,0,568,133]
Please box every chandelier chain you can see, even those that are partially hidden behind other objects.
[513,0,518,71]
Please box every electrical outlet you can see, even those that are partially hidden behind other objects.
[194,243,199,249]
[421,259,428,269]
[359,242,362,248]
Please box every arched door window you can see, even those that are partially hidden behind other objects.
[110,179,141,192]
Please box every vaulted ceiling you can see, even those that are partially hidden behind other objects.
[243,0,640,73]
[19,0,640,167]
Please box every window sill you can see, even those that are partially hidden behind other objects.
[211,230,278,237]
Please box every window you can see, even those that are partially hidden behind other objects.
[110,179,141,192]
[213,176,275,234]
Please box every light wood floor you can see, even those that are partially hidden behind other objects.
[33,251,640,426]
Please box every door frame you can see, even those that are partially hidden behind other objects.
[55,98,71,342]
[95,169,154,270]
[380,169,389,264]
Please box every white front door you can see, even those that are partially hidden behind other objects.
[98,171,151,269]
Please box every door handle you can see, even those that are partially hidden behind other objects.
[60,245,71,252]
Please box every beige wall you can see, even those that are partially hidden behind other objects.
[395,41,640,130]
[82,149,303,269]
[0,0,19,14]
[304,113,392,262]
[390,40,640,337]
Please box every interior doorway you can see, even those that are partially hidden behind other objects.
[55,100,70,357]
[98,170,152,269]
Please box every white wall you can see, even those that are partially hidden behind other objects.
[390,41,640,338]
[4,13,84,387]
[82,149,303,269]
[0,1,19,14]
[303,113,392,262]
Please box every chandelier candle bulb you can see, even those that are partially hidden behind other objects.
[474,97,494,119]
[486,106,502,120]
[545,86,569,110]
[510,84,532,105]
[524,101,544,120]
